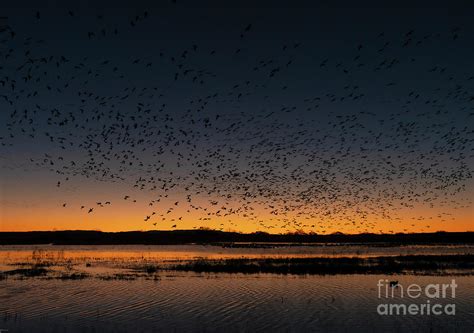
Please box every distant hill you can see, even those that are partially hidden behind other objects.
[0,230,472,245]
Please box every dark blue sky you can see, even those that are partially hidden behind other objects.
[1,0,473,232]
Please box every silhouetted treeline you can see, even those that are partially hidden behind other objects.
[0,230,472,245]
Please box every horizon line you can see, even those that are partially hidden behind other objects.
[1,229,473,236]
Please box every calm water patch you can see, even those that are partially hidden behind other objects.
[1,274,473,332]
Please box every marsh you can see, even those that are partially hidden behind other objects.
[1,244,473,332]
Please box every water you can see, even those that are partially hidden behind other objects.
[1,243,473,261]
[0,245,473,332]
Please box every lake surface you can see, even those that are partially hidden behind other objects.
[1,245,473,332]
[1,243,473,261]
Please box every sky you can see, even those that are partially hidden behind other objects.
[0,0,473,233]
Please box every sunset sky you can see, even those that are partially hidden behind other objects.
[1,0,473,233]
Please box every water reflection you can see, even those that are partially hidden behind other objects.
[0,245,473,332]
[1,243,473,261]
[1,274,473,332]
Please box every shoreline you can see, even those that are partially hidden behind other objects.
[1,254,473,279]
[1,230,473,246]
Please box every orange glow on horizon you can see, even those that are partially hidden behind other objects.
[2,168,472,234]
[2,201,472,234]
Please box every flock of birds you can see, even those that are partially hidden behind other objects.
[0,6,473,234]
